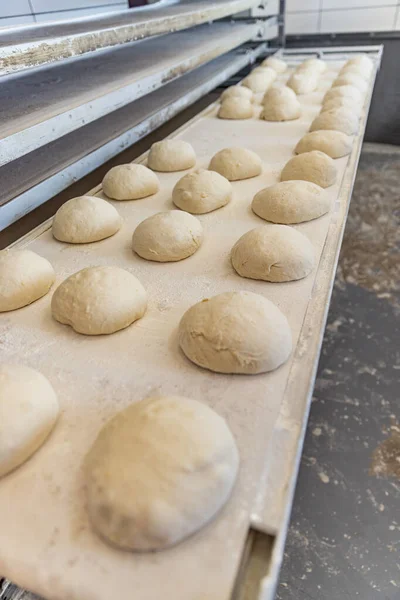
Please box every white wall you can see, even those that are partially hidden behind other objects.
[285,0,400,35]
[0,0,128,28]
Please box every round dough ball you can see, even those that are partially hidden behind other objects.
[310,107,359,136]
[209,147,262,181]
[102,164,159,200]
[261,56,287,73]
[298,58,326,73]
[220,85,253,102]
[252,180,330,224]
[51,266,147,335]
[324,84,363,105]
[218,97,253,120]
[52,196,122,244]
[132,211,203,262]
[231,224,314,283]
[340,64,371,80]
[147,140,196,172]
[172,169,232,214]
[332,74,368,93]
[295,130,353,159]
[281,150,337,188]
[345,55,373,72]
[261,86,301,121]
[0,364,59,478]
[179,291,292,374]
[287,71,318,95]
[242,70,276,93]
[322,95,362,113]
[0,250,55,312]
[84,395,239,551]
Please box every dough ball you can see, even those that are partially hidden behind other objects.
[332,74,368,94]
[298,58,326,73]
[132,211,203,262]
[220,85,253,102]
[218,97,253,120]
[52,196,122,244]
[84,395,239,551]
[147,140,196,172]
[172,169,232,214]
[51,266,147,335]
[287,71,318,95]
[281,150,337,188]
[310,107,359,136]
[231,224,314,283]
[102,164,159,200]
[340,64,371,80]
[179,291,292,374]
[0,364,59,478]
[345,55,373,73]
[252,180,330,224]
[295,130,353,159]
[209,147,262,181]
[324,84,363,105]
[242,69,276,93]
[0,250,55,312]
[261,56,287,73]
[322,96,362,113]
[261,86,301,121]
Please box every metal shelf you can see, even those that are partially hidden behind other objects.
[0,21,262,168]
[0,43,266,231]
[0,0,263,76]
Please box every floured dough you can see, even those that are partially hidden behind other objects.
[332,73,368,93]
[147,140,196,172]
[252,180,330,224]
[132,211,203,262]
[287,71,318,94]
[52,196,122,243]
[340,64,371,80]
[310,107,359,136]
[51,266,147,335]
[172,169,232,214]
[242,69,276,93]
[322,96,362,113]
[209,147,262,181]
[261,56,287,73]
[324,84,363,105]
[295,130,353,159]
[84,395,239,551]
[281,150,337,188]
[345,55,373,74]
[261,86,301,121]
[298,58,326,73]
[218,97,253,120]
[102,164,159,200]
[178,291,292,374]
[231,224,314,283]
[220,85,253,102]
[0,250,55,312]
[0,364,59,478]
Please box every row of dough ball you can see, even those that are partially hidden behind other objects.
[0,362,239,551]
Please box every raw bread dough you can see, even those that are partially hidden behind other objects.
[178,291,292,374]
[324,84,363,105]
[84,395,239,551]
[332,73,368,93]
[295,130,353,159]
[252,180,330,224]
[298,58,326,73]
[147,140,196,172]
[132,211,203,262]
[102,164,159,200]
[0,364,59,478]
[281,150,337,188]
[52,196,122,243]
[261,86,301,121]
[242,69,276,93]
[220,85,253,102]
[209,147,262,181]
[231,224,314,283]
[345,55,373,73]
[340,64,371,80]
[0,250,55,312]
[287,71,318,95]
[218,97,253,120]
[172,169,232,214]
[261,56,287,73]
[51,266,147,335]
[310,107,359,136]
[322,96,362,113]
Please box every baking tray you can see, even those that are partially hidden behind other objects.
[0,50,379,600]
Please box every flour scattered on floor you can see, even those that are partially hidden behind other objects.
[319,472,330,483]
